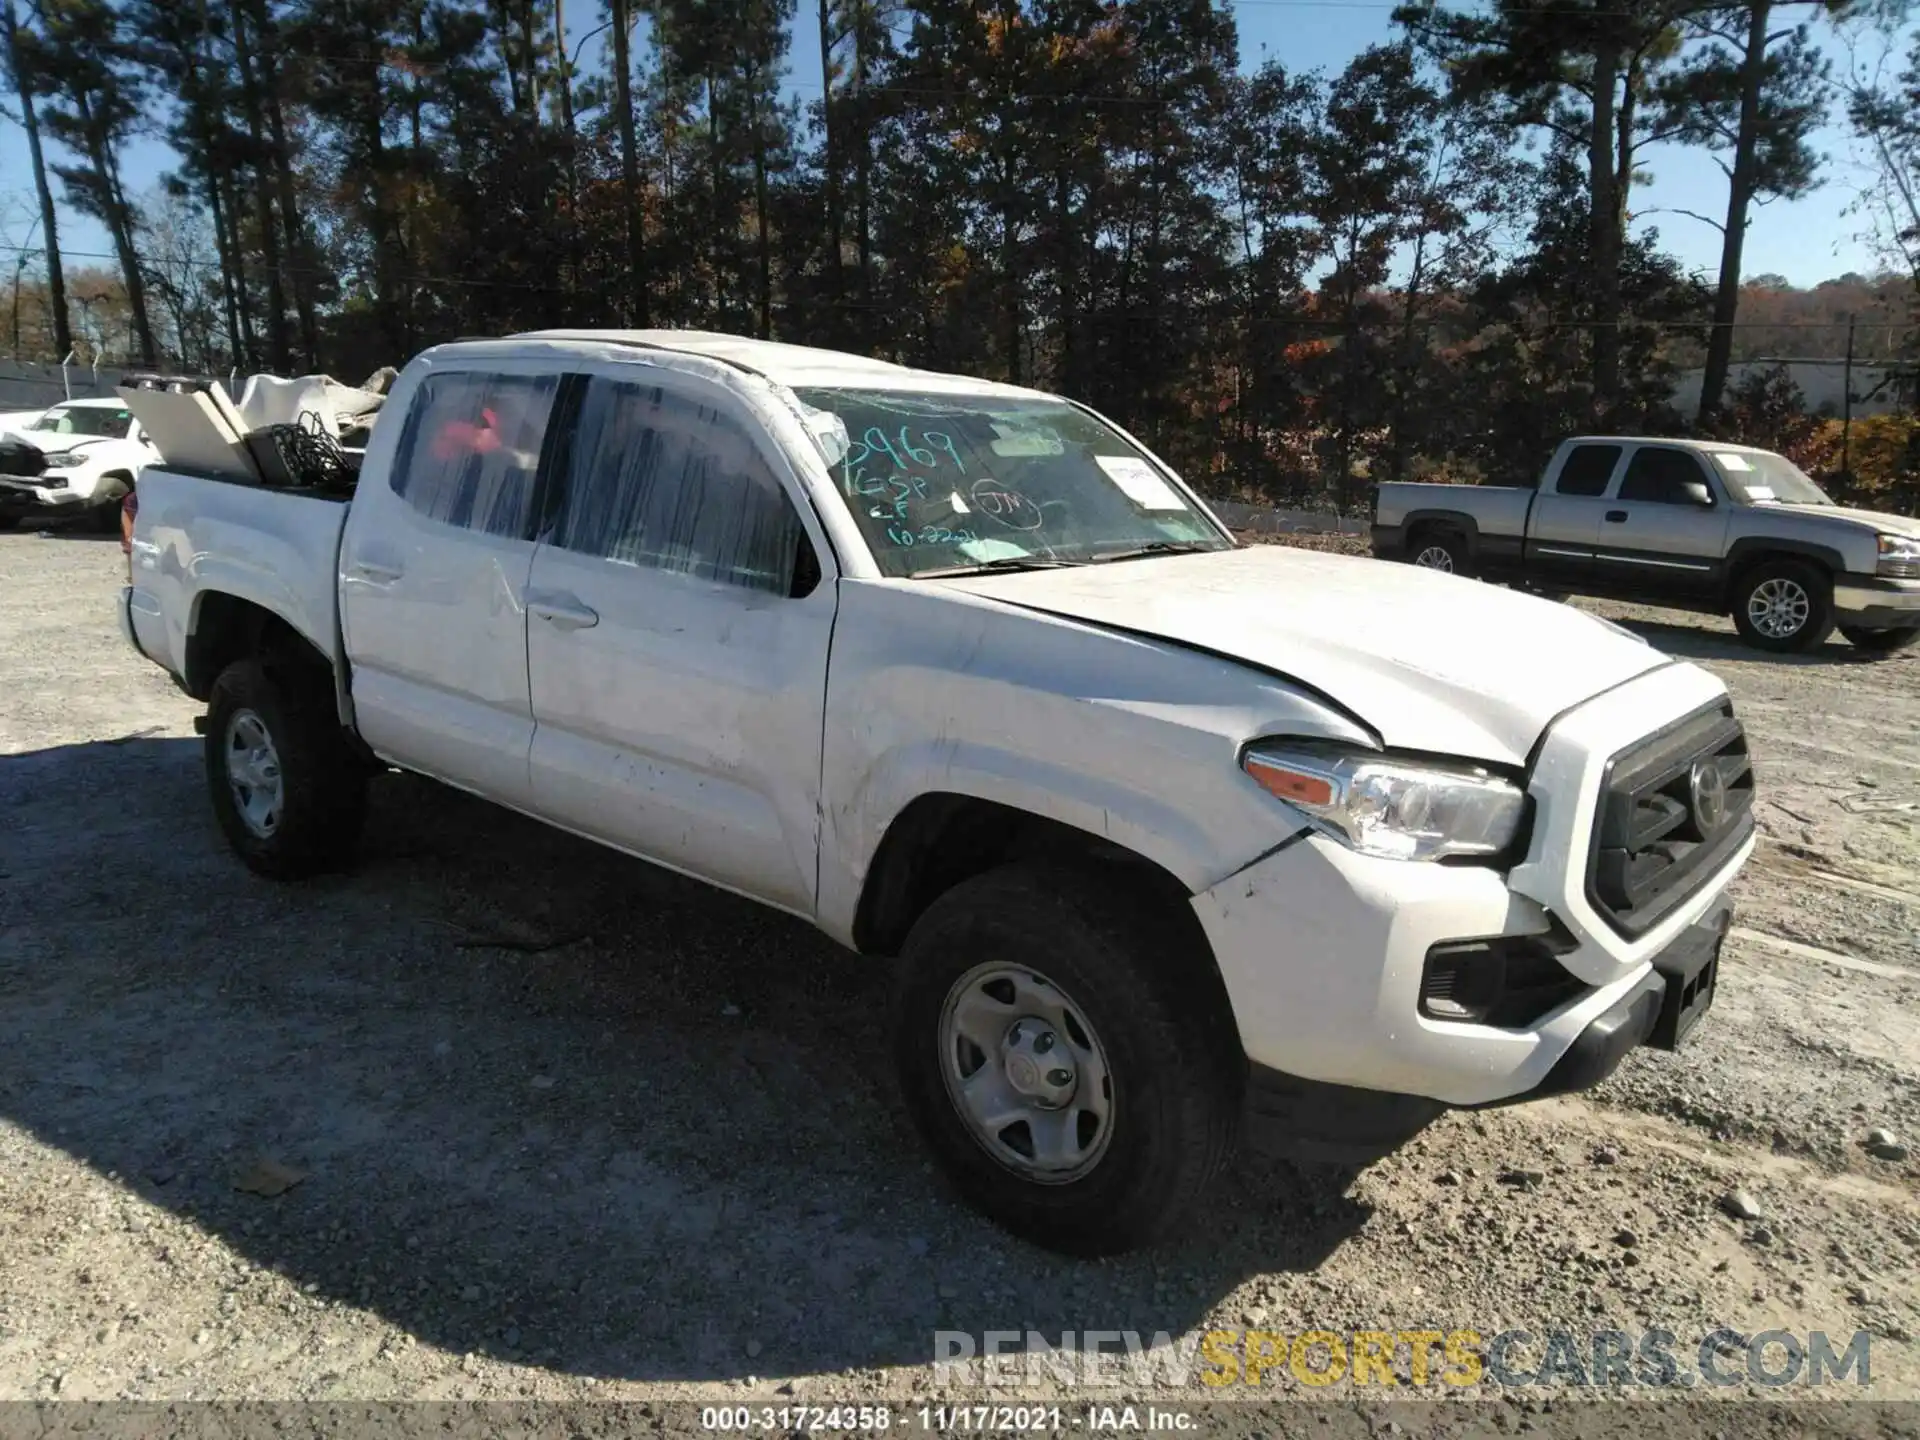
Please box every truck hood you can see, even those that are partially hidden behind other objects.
[936,546,1673,767]
[1772,504,1920,538]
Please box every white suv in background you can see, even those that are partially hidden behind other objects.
[0,397,156,531]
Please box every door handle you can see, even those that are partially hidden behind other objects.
[348,558,404,583]
[1605,510,1628,523]
[528,592,599,630]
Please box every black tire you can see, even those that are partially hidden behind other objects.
[1408,526,1472,578]
[891,862,1243,1256]
[204,657,367,879]
[0,515,17,532]
[92,474,132,533]
[1730,558,1834,654]
[1840,625,1920,655]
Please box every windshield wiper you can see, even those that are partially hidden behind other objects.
[913,556,1086,578]
[1085,541,1220,564]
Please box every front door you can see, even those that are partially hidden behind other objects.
[337,365,561,807]
[1593,446,1730,601]
[524,370,837,915]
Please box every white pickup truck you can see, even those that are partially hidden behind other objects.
[0,396,156,530]
[123,331,1754,1254]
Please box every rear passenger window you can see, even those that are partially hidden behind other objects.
[1619,447,1712,504]
[1554,445,1622,497]
[549,377,808,596]
[390,371,558,538]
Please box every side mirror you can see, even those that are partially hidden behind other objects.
[1683,481,1715,507]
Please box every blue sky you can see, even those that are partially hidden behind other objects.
[1,1,1910,298]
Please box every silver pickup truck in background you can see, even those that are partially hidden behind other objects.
[1370,436,1920,655]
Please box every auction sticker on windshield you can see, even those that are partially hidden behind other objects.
[1095,455,1185,510]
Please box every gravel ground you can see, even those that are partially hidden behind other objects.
[1,523,1917,1417]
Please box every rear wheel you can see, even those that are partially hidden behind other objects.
[205,657,367,878]
[891,863,1242,1256]
[1731,559,1834,654]
[1409,527,1472,577]
[1840,625,1920,656]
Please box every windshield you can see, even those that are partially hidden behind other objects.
[790,386,1232,578]
[1707,448,1834,506]
[30,405,130,440]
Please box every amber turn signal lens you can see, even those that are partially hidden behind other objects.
[1245,757,1335,807]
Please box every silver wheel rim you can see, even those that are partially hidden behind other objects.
[938,964,1114,1184]
[1414,544,1455,572]
[1748,577,1810,639]
[224,708,284,839]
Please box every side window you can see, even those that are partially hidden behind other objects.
[390,371,558,538]
[1554,444,1622,497]
[550,377,807,596]
[1619,447,1712,504]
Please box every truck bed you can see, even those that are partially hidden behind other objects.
[1372,480,1533,539]
[125,466,351,689]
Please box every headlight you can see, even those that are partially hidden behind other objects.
[1878,533,1920,577]
[39,450,77,468]
[1242,744,1527,862]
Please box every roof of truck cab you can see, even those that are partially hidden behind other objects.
[46,397,130,409]
[1564,435,1776,456]
[440,328,1062,400]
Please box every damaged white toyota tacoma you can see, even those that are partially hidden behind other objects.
[122,331,1754,1254]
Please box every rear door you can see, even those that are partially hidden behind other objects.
[337,364,562,807]
[523,367,838,915]
[1592,445,1730,601]
[1525,442,1623,589]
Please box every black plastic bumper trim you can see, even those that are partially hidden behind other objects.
[1483,968,1666,1106]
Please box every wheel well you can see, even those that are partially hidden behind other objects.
[1724,549,1833,602]
[853,794,1200,959]
[184,593,330,700]
[1407,519,1466,552]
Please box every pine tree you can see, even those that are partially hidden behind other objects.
[30,0,158,363]
[0,0,69,358]
[1662,1,1841,423]
[1398,0,1707,422]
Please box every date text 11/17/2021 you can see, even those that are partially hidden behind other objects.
[698,1405,1199,1433]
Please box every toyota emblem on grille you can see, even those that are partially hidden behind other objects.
[1690,758,1728,832]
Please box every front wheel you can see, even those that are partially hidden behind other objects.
[1731,560,1834,654]
[891,863,1242,1256]
[1840,624,1920,656]
[205,657,368,878]
[92,475,133,533]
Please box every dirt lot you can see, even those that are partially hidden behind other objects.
[2,523,1917,1418]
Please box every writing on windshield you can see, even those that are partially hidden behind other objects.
[791,387,1228,578]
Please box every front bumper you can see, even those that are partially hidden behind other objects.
[1243,900,1726,1163]
[1195,662,1751,1123]
[1834,576,1920,631]
[0,475,88,513]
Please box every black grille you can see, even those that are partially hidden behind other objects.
[1587,701,1754,938]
